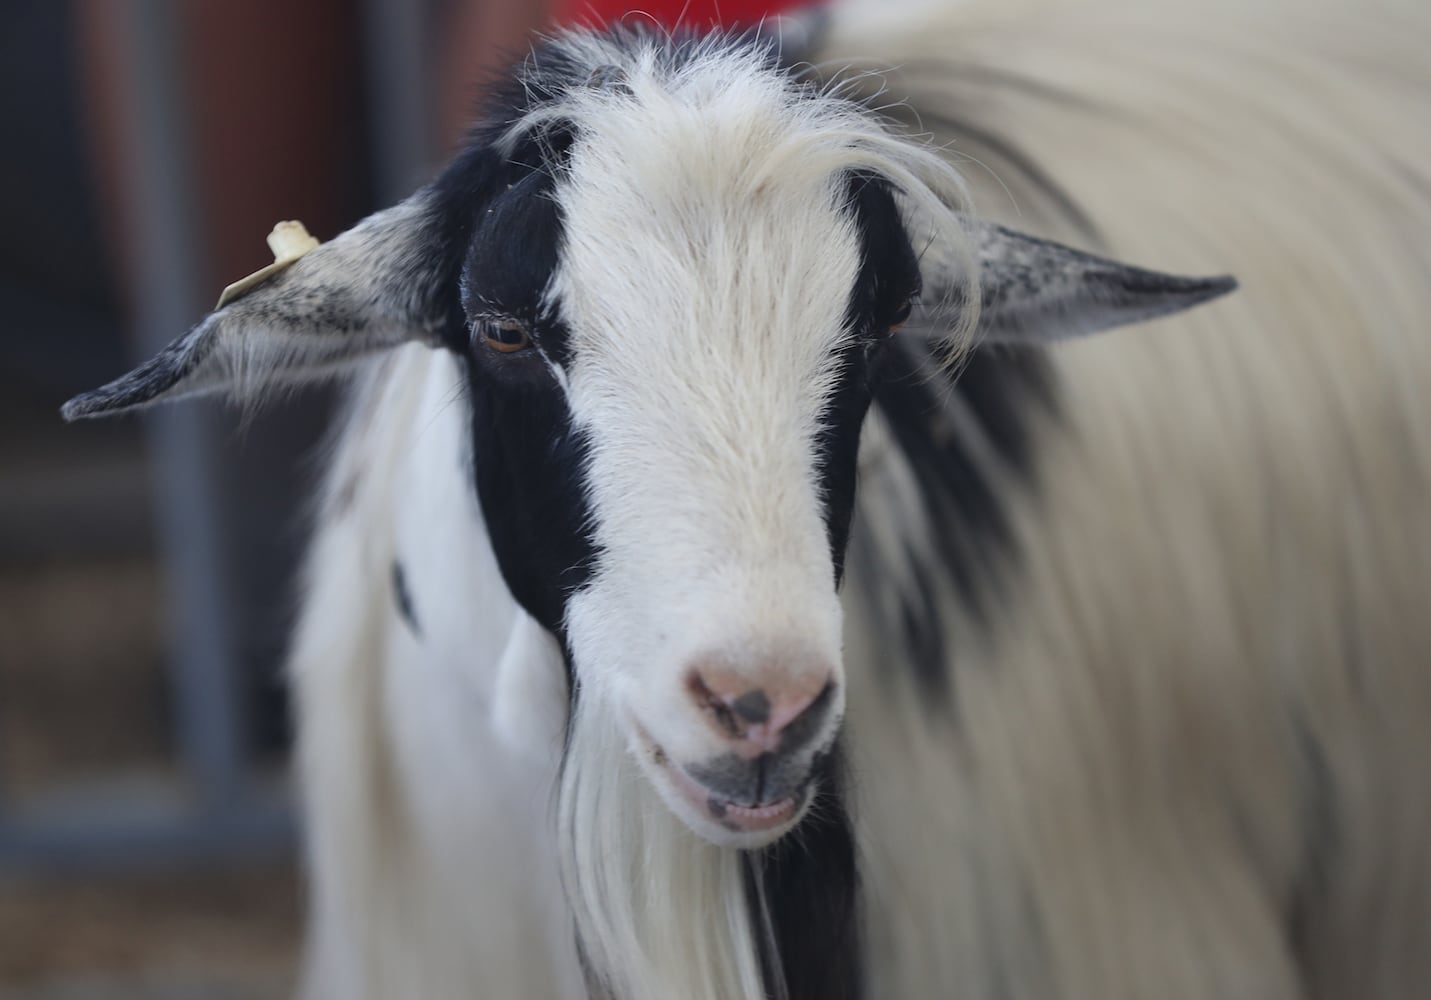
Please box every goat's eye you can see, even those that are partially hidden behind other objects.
[887,297,915,335]
[479,318,532,354]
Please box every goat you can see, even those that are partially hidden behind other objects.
[65,0,1431,997]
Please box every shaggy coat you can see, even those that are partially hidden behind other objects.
[65,0,1431,997]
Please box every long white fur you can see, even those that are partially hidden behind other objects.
[823,0,1431,996]
[289,2,1431,998]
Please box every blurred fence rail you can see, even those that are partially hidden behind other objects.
[0,0,434,872]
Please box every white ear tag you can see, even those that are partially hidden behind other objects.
[492,610,569,760]
[216,220,321,308]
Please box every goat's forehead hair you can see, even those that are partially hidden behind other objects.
[487,27,981,347]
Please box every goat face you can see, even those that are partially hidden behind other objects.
[458,94,923,847]
[62,32,1233,851]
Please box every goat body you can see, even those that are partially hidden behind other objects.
[67,0,1431,997]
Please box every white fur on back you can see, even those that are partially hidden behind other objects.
[826,0,1431,997]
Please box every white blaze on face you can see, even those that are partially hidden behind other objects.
[550,59,864,838]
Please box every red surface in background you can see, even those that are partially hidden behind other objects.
[552,0,796,29]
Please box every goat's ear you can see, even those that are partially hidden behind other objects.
[927,220,1237,345]
[62,193,455,421]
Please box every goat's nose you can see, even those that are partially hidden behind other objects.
[686,665,836,758]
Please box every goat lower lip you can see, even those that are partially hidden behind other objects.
[666,757,799,832]
[632,720,804,833]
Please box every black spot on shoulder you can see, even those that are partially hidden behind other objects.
[391,560,420,636]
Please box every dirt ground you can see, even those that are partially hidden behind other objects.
[0,863,300,999]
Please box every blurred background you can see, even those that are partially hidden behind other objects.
[0,1,773,996]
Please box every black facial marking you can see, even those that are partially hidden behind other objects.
[464,171,563,325]
[427,46,606,643]
[817,171,1062,704]
[744,745,862,1000]
[463,373,598,640]
[813,176,925,582]
[391,560,420,636]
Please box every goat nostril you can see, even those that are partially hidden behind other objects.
[687,665,836,750]
[730,689,771,725]
[687,671,740,737]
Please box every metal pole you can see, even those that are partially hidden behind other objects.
[362,0,435,204]
[120,0,245,815]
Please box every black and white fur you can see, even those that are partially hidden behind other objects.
[65,2,1431,997]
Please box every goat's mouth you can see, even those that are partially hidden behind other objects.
[632,724,814,846]
[664,755,804,834]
